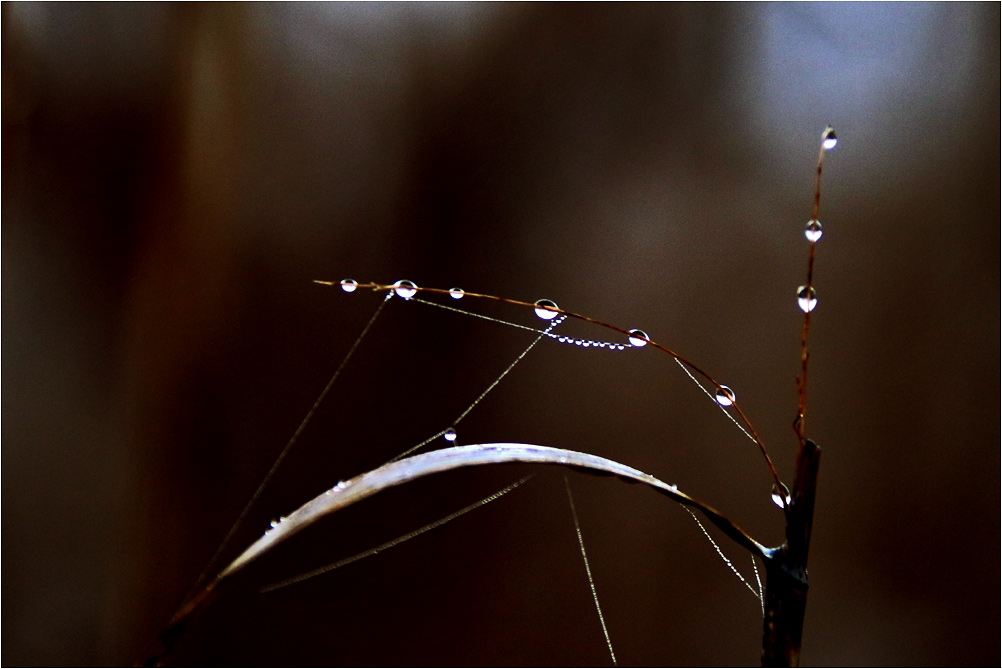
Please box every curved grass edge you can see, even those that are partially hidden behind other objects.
[223,443,768,578]
[139,443,768,666]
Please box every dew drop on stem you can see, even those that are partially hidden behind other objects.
[715,386,736,406]
[534,299,559,320]
[772,484,791,509]
[449,288,464,299]
[797,285,818,313]
[822,127,837,150]
[340,279,358,293]
[444,428,457,442]
[628,329,650,347]
[393,280,418,299]
[805,220,823,242]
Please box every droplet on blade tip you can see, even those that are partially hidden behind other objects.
[822,127,837,150]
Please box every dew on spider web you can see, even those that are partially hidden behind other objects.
[199,278,772,665]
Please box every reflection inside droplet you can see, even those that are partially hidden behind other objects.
[804,220,823,243]
[822,127,837,150]
[715,386,736,406]
[393,280,418,299]
[797,285,818,313]
[534,299,559,320]
[628,329,649,347]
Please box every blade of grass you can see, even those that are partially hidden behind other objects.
[139,443,768,666]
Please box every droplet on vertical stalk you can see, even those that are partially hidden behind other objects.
[797,285,818,313]
[804,219,823,242]
[822,127,837,150]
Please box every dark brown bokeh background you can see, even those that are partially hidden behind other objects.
[4,3,999,666]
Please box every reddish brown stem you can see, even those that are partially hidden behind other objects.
[796,136,831,446]
[319,280,786,492]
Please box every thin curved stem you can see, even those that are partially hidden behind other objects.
[317,281,785,492]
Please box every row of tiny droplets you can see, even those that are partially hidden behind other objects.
[336,279,739,411]
[336,125,836,504]
[264,132,839,535]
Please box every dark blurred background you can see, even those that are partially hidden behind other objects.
[3,3,999,666]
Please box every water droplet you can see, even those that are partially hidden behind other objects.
[269,519,281,529]
[771,484,791,509]
[449,288,464,299]
[340,279,358,293]
[797,285,818,312]
[804,219,823,242]
[444,428,457,442]
[822,127,837,150]
[393,280,418,299]
[715,386,736,406]
[534,299,559,320]
[628,329,649,347]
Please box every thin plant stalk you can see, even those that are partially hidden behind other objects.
[141,128,836,668]
[317,280,785,492]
